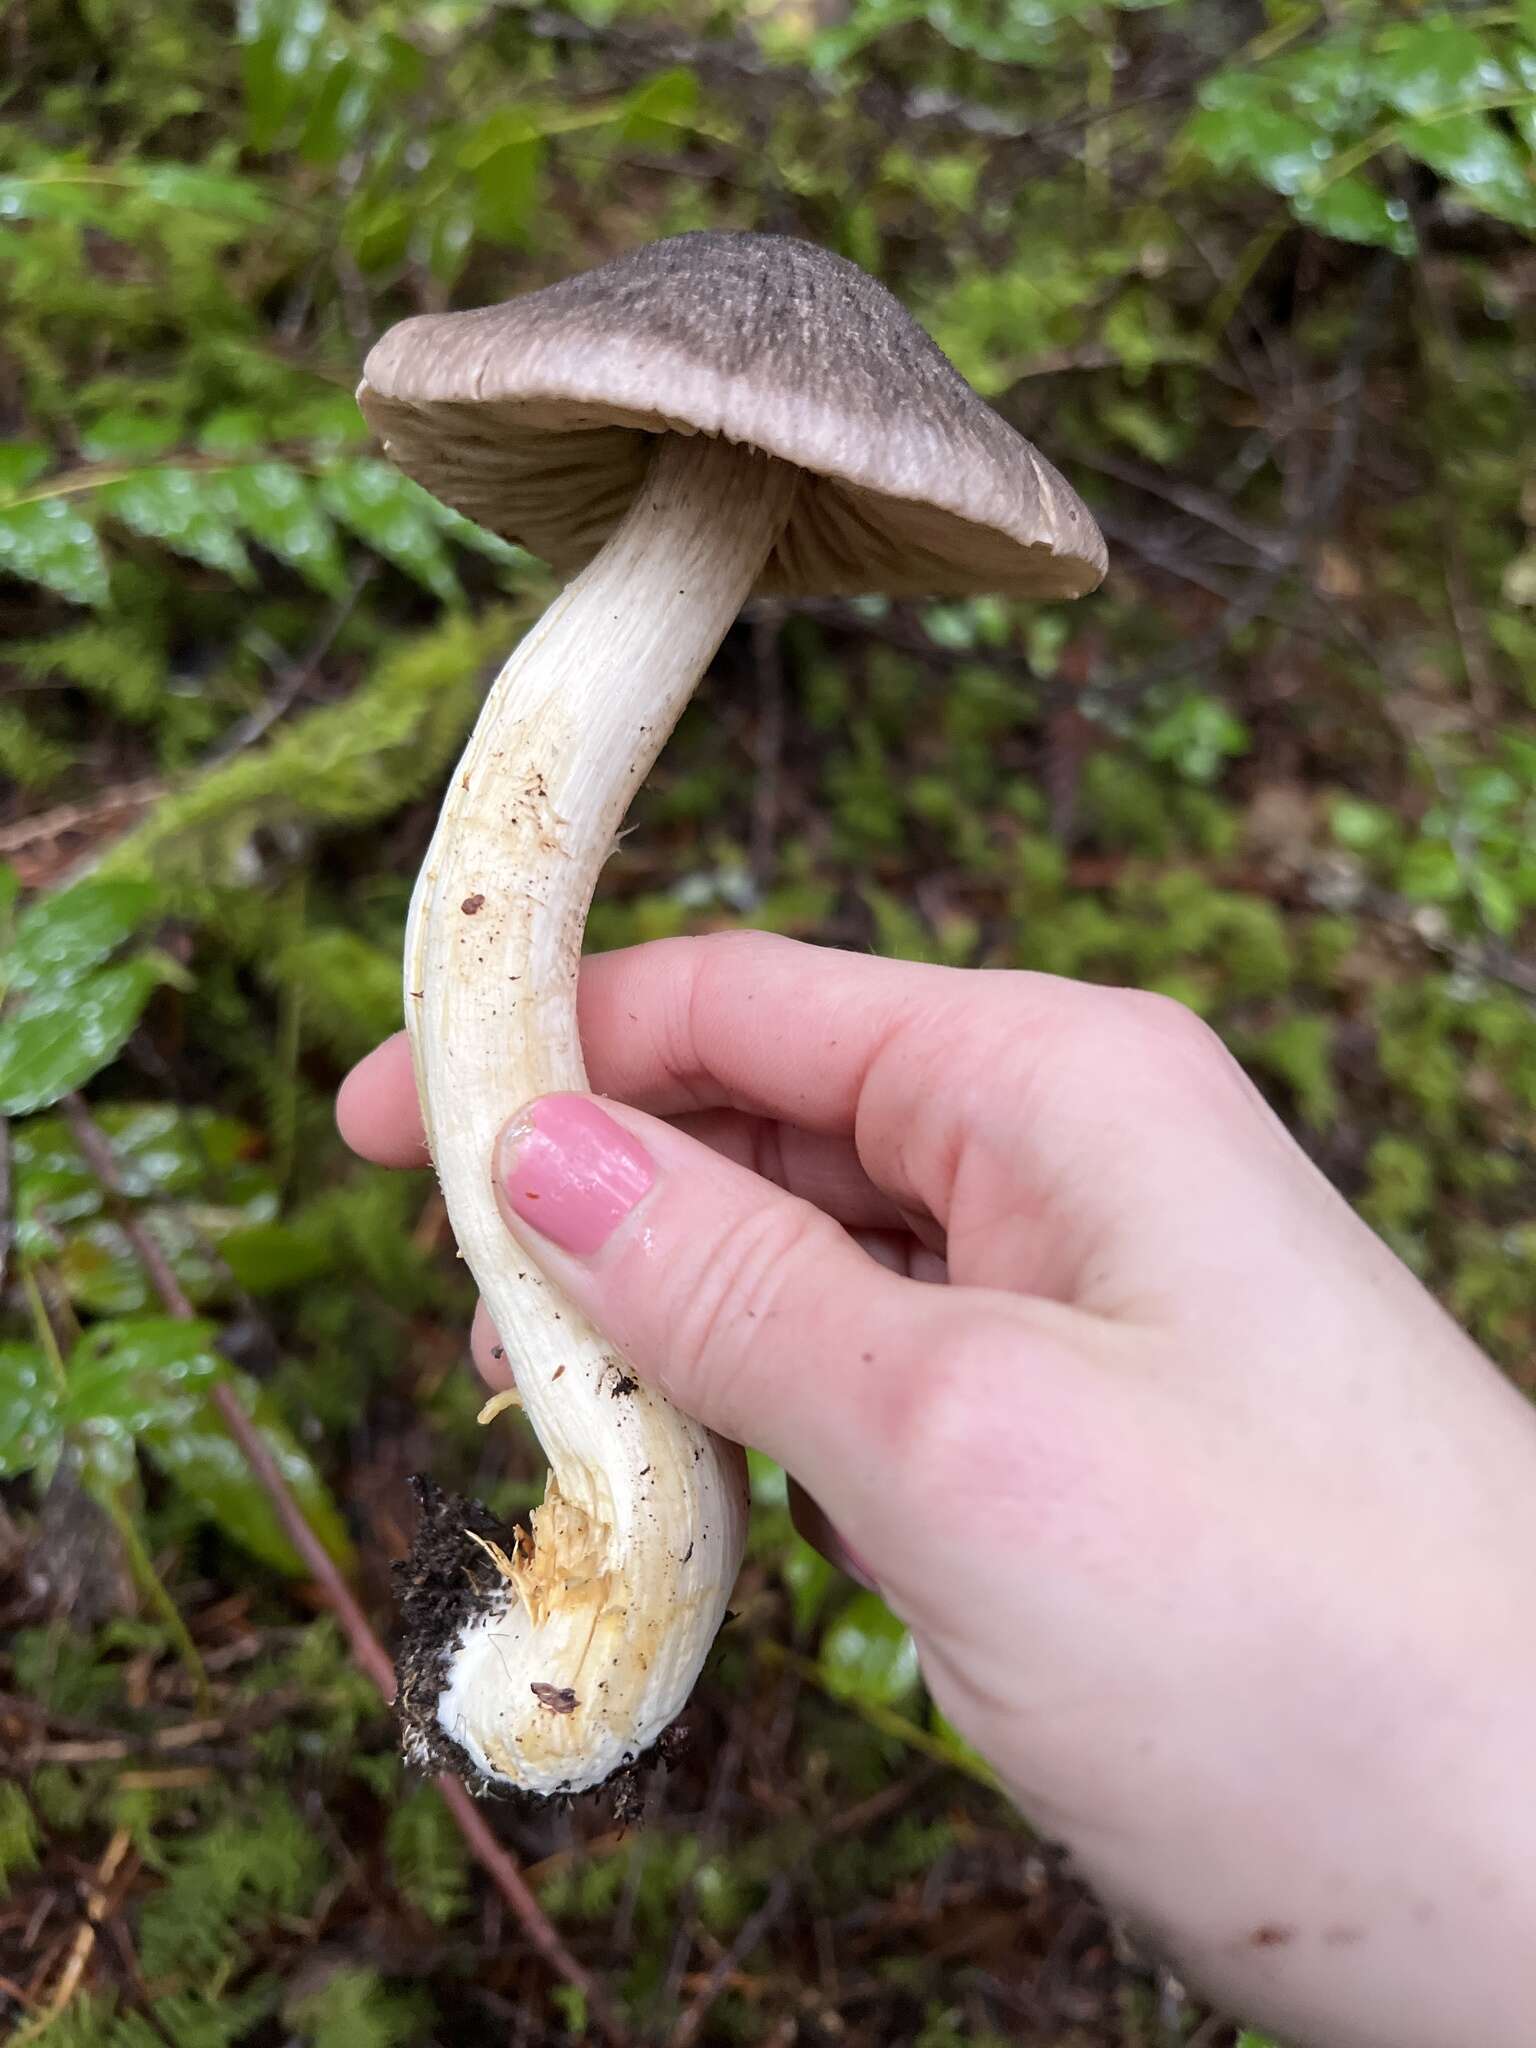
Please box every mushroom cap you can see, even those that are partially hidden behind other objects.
[359,231,1106,600]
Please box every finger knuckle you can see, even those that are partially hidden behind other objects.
[669,1198,837,1427]
[1082,987,1230,1087]
[875,1327,999,1498]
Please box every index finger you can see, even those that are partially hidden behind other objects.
[335,932,968,1167]
[337,930,1304,1308]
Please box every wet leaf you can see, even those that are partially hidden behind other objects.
[132,165,274,222]
[1398,114,1536,230]
[820,1590,921,1708]
[0,960,163,1115]
[145,1368,354,1574]
[1398,837,1463,904]
[298,55,376,165]
[784,1539,838,1634]
[1186,102,1332,197]
[0,1344,61,1479]
[0,445,50,493]
[64,1316,223,1437]
[319,461,459,601]
[47,1318,353,1574]
[79,413,182,463]
[217,464,347,593]
[0,498,110,607]
[99,470,254,580]
[2,879,158,996]
[1374,20,1506,119]
[464,118,544,245]
[620,67,699,144]
[240,0,335,150]
[1293,175,1414,253]
[0,173,117,225]
[220,1219,334,1293]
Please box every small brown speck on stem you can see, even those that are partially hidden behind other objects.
[531,1682,579,1714]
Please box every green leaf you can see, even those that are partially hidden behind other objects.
[820,1590,921,1708]
[1374,20,1506,119]
[133,164,274,222]
[620,67,699,144]
[0,1344,61,1479]
[79,412,182,463]
[0,1782,42,1898]
[783,1538,838,1635]
[1268,33,1377,130]
[144,1367,354,1575]
[0,959,163,1114]
[1398,114,1536,229]
[0,498,110,606]
[0,173,116,225]
[298,55,376,166]
[57,1319,352,1574]
[3,879,158,996]
[1472,867,1520,937]
[1187,102,1332,196]
[220,1219,333,1292]
[64,1316,223,1436]
[99,470,254,580]
[464,118,544,245]
[0,444,50,492]
[217,463,347,593]
[1329,796,1399,856]
[1398,837,1464,905]
[239,0,335,150]
[1293,175,1414,253]
[197,407,272,456]
[319,461,459,601]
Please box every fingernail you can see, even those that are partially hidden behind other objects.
[498,1095,654,1256]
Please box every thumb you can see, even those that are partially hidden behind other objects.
[491,1092,980,1516]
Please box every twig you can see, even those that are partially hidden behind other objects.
[661,1718,745,2013]
[203,563,373,765]
[0,779,165,857]
[668,1874,796,2048]
[1069,447,1287,561]
[61,1094,630,2046]
[14,1827,133,2044]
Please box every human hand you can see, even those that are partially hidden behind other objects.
[339,931,1536,2048]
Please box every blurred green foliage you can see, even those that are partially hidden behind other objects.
[2,0,1535,2041]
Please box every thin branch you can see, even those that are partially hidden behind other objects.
[61,1094,630,2046]
[668,1873,796,2048]
[0,779,165,860]
[203,563,373,766]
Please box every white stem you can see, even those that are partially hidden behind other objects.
[404,433,797,1794]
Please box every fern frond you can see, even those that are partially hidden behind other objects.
[93,609,523,904]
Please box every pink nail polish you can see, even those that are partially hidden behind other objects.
[499,1095,654,1256]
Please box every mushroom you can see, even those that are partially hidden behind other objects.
[359,231,1106,1797]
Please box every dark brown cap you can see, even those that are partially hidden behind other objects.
[359,232,1106,600]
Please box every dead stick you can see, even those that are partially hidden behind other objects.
[63,1093,628,2045]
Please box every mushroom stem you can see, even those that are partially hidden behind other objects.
[404,432,797,1794]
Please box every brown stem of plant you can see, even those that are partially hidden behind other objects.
[63,1092,629,2046]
